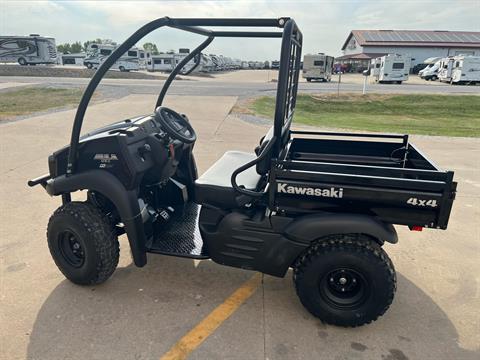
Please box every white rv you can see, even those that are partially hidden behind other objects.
[418,57,442,79]
[146,53,175,72]
[372,54,411,84]
[302,53,334,82]
[438,57,454,83]
[60,53,86,66]
[138,49,146,69]
[84,43,140,71]
[0,35,56,65]
[445,55,480,85]
[145,52,198,73]
[420,60,441,81]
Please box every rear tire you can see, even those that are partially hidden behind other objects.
[293,234,396,327]
[47,201,119,285]
[86,62,93,69]
[119,66,126,72]
[18,57,27,66]
[306,78,311,82]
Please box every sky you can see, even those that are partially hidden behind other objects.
[1,0,479,60]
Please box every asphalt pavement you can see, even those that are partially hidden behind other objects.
[2,71,480,100]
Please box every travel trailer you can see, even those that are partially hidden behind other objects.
[84,43,140,71]
[302,53,334,82]
[439,55,480,85]
[371,54,411,84]
[0,35,56,65]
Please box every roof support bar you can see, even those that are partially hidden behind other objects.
[66,17,290,175]
[156,36,214,108]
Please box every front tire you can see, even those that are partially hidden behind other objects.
[47,201,119,285]
[18,57,27,66]
[293,234,396,327]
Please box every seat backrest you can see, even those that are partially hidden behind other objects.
[255,126,275,175]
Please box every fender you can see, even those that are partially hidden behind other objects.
[284,213,398,245]
[45,170,147,267]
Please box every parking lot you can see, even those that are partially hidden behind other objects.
[1,71,479,360]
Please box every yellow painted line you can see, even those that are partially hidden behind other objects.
[160,273,263,360]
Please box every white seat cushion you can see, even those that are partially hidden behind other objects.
[194,151,261,208]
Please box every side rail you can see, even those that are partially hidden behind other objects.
[270,160,456,229]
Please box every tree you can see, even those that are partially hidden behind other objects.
[83,38,104,52]
[143,42,159,55]
[57,43,72,54]
[70,41,83,53]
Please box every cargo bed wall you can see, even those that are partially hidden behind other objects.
[271,133,456,229]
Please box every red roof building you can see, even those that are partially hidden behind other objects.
[338,30,480,72]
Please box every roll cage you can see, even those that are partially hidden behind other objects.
[66,17,303,176]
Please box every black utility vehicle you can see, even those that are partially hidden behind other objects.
[29,18,456,327]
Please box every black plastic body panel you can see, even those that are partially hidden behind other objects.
[199,206,305,277]
[45,170,147,266]
[49,116,185,191]
[284,213,398,245]
[198,205,398,277]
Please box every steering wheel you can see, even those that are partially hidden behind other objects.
[154,107,197,144]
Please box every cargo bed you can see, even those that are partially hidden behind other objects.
[271,131,457,229]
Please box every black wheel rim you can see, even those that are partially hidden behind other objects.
[58,230,85,268]
[319,268,369,309]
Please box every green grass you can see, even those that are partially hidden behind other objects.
[249,94,480,137]
[0,87,84,120]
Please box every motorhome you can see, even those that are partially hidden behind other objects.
[0,35,56,65]
[146,52,198,73]
[420,60,441,81]
[84,43,140,71]
[138,49,146,69]
[418,57,442,79]
[438,57,454,83]
[302,53,334,82]
[146,53,175,72]
[442,55,480,85]
[271,60,280,69]
[371,54,411,84]
[59,53,86,66]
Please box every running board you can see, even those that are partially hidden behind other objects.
[145,203,209,259]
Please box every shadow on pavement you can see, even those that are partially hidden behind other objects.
[27,254,478,360]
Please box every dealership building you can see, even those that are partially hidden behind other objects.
[336,30,480,72]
